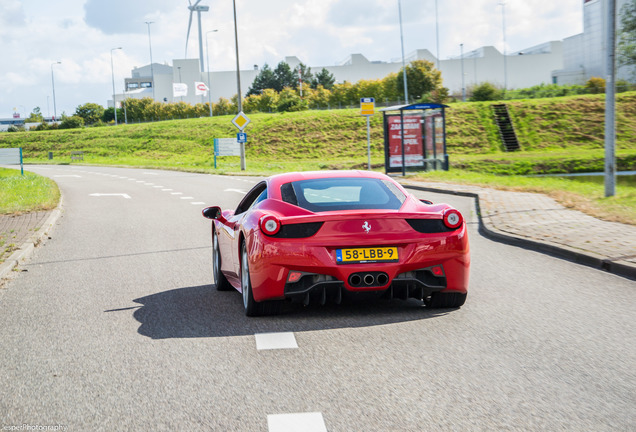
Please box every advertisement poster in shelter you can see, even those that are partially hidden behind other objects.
[387,115,424,168]
[434,115,444,160]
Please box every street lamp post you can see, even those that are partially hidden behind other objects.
[51,61,61,121]
[205,29,218,117]
[111,47,122,125]
[145,22,155,101]
[499,1,508,92]
[233,0,246,171]
[605,0,617,197]
[460,43,466,102]
[434,0,440,70]
[398,0,408,104]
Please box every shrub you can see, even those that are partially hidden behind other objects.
[585,77,606,94]
[470,82,504,101]
[59,115,85,129]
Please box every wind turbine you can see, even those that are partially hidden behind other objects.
[185,0,209,72]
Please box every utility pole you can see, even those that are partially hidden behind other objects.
[398,0,408,104]
[605,0,617,197]
[145,22,155,101]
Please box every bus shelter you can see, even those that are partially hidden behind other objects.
[380,102,449,176]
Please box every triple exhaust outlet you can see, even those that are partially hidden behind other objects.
[348,272,389,288]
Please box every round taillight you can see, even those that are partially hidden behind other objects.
[443,209,463,229]
[260,215,281,236]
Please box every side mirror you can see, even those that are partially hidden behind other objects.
[202,206,222,220]
[420,199,433,205]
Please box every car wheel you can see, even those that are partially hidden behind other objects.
[213,230,231,291]
[425,292,467,309]
[240,243,282,317]
[241,243,262,316]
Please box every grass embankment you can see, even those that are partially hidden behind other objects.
[0,168,60,263]
[0,168,60,214]
[0,92,634,224]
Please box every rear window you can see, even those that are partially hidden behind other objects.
[281,178,406,212]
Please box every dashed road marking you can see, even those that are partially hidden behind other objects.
[171,192,183,195]
[191,202,205,205]
[267,412,327,432]
[225,188,247,195]
[255,332,298,350]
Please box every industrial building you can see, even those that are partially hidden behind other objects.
[112,0,633,108]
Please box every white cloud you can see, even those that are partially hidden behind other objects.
[0,0,585,117]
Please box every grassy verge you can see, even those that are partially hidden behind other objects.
[0,168,60,264]
[0,168,60,214]
[410,170,636,225]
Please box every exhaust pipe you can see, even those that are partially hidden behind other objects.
[348,272,389,288]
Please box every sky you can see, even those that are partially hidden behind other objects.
[0,0,584,119]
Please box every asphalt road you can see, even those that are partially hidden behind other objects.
[0,165,634,432]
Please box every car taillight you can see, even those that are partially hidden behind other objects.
[443,209,463,229]
[260,215,281,236]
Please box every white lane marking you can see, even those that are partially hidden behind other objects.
[89,193,131,199]
[136,180,145,183]
[53,175,82,178]
[162,189,173,191]
[143,172,159,175]
[144,183,154,186]
[267,413,327,432]
[255,332,298,350]
[191,202,205,205]
[171,192,183,195]
[180,196,194,200]
[225,188,247,195]
[153,185,164,188]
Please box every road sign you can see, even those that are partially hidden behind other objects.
[237,132,247,143]
[214,138,241,157]
[231,111,251,131]
[360,97,375,116]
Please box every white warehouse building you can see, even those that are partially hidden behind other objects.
[114,0,633,107]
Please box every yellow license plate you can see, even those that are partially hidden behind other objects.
[336,247,399,264]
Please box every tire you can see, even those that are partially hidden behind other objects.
[425,292,467,309]
[213,230,231,291]
[240,242,282,317]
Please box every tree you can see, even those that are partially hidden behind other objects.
[618,0,636,68]
[75,103,105,125]
[25,107,43,123]
[396,60,443,102]
[273,61,295,91]
[246,64,277,96]
[312,68,336,90]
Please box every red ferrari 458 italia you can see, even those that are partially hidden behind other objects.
[203,171,470,316]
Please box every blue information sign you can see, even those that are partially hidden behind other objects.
[237,132,247,143]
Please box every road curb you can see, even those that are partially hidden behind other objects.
[402,183,636,281]
[0,193,64,281]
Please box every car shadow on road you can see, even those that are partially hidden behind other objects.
[132,284,453,339]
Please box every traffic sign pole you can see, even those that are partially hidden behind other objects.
[366,116,371,170]
[231,112,250,171]
[360,98,375,170]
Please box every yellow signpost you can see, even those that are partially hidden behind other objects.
[360,98,375,170]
